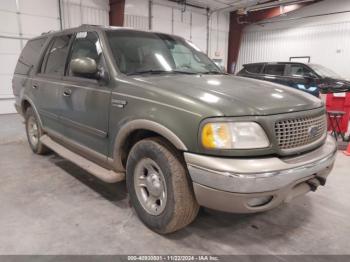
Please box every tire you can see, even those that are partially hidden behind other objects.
[25,107,49,154]
[126,137,199,234]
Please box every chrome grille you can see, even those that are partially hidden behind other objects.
[275,114,327,150]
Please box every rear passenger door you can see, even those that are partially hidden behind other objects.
[59,31,111,157]
[260,63,288,86]
[33,34,73,133]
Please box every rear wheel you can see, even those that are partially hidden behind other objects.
[126,137,199,234]
[25,107,49,154]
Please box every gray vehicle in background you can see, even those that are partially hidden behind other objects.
[12,25,336,234]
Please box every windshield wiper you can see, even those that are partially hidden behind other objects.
[172,70,197,75]
[200,71,227,75]
[127,70,172,76]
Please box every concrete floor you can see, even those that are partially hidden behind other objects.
[0,114,350,255]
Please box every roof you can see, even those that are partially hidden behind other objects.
[243,61,309,66]
[33,24,173,41]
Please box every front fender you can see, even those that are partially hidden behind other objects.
[110,119,188,171]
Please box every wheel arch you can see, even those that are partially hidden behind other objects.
[111,119,188,171]
[20,97,43,127]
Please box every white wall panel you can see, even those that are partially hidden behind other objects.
[237,0,350,78]
[208,11,229,67]
[0,38,21,53]
[0,100,17,114]
[19,0,58,17]
[192,11,207,53]
[0,0,60,114]
[152,4,172,33]
[0,76,13,96]
[21,14,60,37]
[124,0,229,63]
[0,0,17,12]
[0,0,109,114]
[125,0,148,17]
[61,0,109,29]
[124,0,149,30]
[173,9,191,40]
[0,10,19,36]
[19,0,60,38]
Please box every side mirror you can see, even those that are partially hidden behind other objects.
[304,72,318,79]
[70,57,98,77]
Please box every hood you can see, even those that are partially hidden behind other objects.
[324,77,350,91]
[132,74,323,116]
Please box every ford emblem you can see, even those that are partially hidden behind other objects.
[308,126,319,138]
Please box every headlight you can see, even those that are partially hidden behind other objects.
[201,122,269,149]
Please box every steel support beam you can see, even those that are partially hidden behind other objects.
[109,0,125,26]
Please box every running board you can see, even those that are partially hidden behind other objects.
[40,135,125,183]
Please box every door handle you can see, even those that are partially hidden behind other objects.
[63,89,72,97]
[111,99,127,108]
[32,84,39,89]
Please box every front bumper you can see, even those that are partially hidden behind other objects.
[185,135,337,213]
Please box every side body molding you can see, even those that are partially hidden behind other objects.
[111,119,188,171]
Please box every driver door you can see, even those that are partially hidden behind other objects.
[59,31,111,158]
[284,63,318,93]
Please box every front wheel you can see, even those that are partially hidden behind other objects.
[126,137,199,234]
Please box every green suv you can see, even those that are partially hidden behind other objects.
[12,25,337,234]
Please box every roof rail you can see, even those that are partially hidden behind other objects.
[79,24,100,27]
[41,30,56,35]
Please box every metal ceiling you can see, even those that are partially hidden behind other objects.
[181,0,316,12]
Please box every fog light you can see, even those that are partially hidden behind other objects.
[247,196,273,207]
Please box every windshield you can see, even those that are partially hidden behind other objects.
[106,30,222,76]
[308,64,342,79]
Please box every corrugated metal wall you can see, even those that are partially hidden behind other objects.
[236,0,350,79]
[0,0,61,114]
[0,0,109,114]
[123,0,229,67]
[61,0,109,29]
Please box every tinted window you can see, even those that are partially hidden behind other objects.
[14,37,47,75]
[244,64,262,74]
[43,35,72,76]
[287,64,312,77]
[67,31,103,78]
[263,64,285,76]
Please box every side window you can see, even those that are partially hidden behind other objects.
[244,64,263,74]
[42,35,72,76]
[263,64,285,76]
[67,31,103,78]
[14,37,47,75]
[287,64,312,77]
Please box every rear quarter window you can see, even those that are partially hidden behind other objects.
[14,37,47,75]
